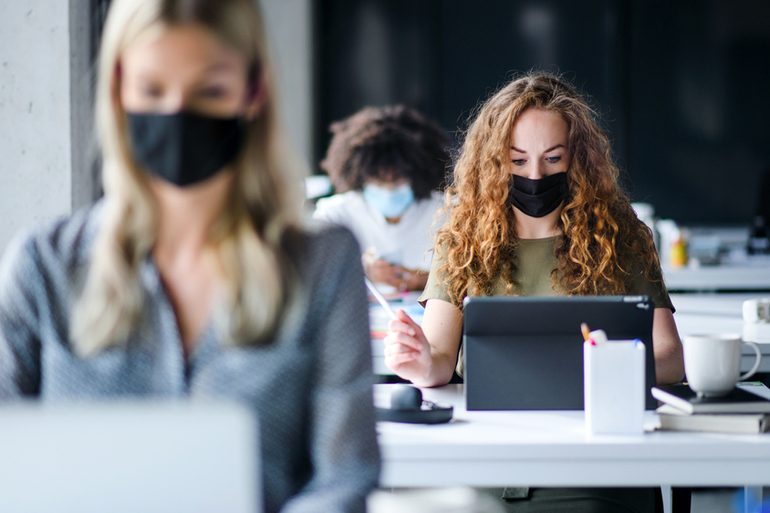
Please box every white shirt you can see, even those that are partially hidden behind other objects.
[313,190,445,271]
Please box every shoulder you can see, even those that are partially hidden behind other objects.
[286,222,362,272]
[307,222,362,260]
[0,201,102,284]
[283,224,364,312]
[621,247,673,311]
[619,232,661,279]
[413,191,445,211]
[405,191,446,227]
[0,202,103,322]
[312,191,365,220]
[428,190,446,204]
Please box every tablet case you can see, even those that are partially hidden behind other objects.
[463,296,657,410]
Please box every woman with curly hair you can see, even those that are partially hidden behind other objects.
[314,105,451,291]
[383,71,683,512]
[385,71,683,385]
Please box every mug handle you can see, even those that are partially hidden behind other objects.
[739,341,763,381]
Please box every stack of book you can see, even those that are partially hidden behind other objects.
[652,383,770,434]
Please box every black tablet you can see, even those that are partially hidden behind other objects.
[463,295,656,410]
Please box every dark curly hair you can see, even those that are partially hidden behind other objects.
[320,105,452,200]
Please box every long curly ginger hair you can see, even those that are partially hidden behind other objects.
[435,72,660,307]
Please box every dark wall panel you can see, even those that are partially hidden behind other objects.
[316,0,770,225]
[316,0,443,160]
[627,0,770,224]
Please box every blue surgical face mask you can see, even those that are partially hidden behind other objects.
[363,182,414,219]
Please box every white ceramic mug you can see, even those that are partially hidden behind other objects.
[683,334,762,397]
[743,298,770,323]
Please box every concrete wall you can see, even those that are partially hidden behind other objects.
[260,0,314,173]
[70,0,101,214]
[0,0,72,255]
[0,0,315,257]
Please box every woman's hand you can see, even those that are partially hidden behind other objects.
[384,299,463,387]
[401,268,428,291]
[363,257,402,287]
[362,252,410,290]
[383,309,433,383]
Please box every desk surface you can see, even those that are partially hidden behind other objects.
[376,384,770,488]
[662,258,770,292]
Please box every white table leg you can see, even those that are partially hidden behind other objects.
[660,485,672,513]
[744,486,763,513]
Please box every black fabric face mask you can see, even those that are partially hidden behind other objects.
[127,110,246,187]
[508,172,569,218]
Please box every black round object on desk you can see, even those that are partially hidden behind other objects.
[376,385,453,424]
[389,384,423,410]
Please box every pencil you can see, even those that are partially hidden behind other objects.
[364,276,398,320]
[580,322,591,342]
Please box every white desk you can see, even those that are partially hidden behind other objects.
[376,384,770,490]
[662,259,770,292]
[671,293,770,372]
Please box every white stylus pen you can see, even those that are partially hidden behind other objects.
[364,276,398,320]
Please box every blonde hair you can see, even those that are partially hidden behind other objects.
[436,71,659,306]
[72,0,304,356]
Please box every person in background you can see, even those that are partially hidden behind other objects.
[0,0,379,511]
[314,105,451,292]
[384,72,684,512]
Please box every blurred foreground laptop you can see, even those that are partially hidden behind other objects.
[463,296,656,410]
[0,401,259,513]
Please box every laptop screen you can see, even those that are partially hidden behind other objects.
[0,401,260,512]
[463,295,656,410]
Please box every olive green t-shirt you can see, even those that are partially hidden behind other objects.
[418,236,673,376]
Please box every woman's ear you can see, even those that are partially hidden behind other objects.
[111,61,124,111]
[245,78,266,121]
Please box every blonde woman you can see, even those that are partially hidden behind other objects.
[384,72,683,512]
[0,0,378,511]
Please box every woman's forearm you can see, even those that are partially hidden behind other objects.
[653,308,685,384]
[410,348,457,388]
